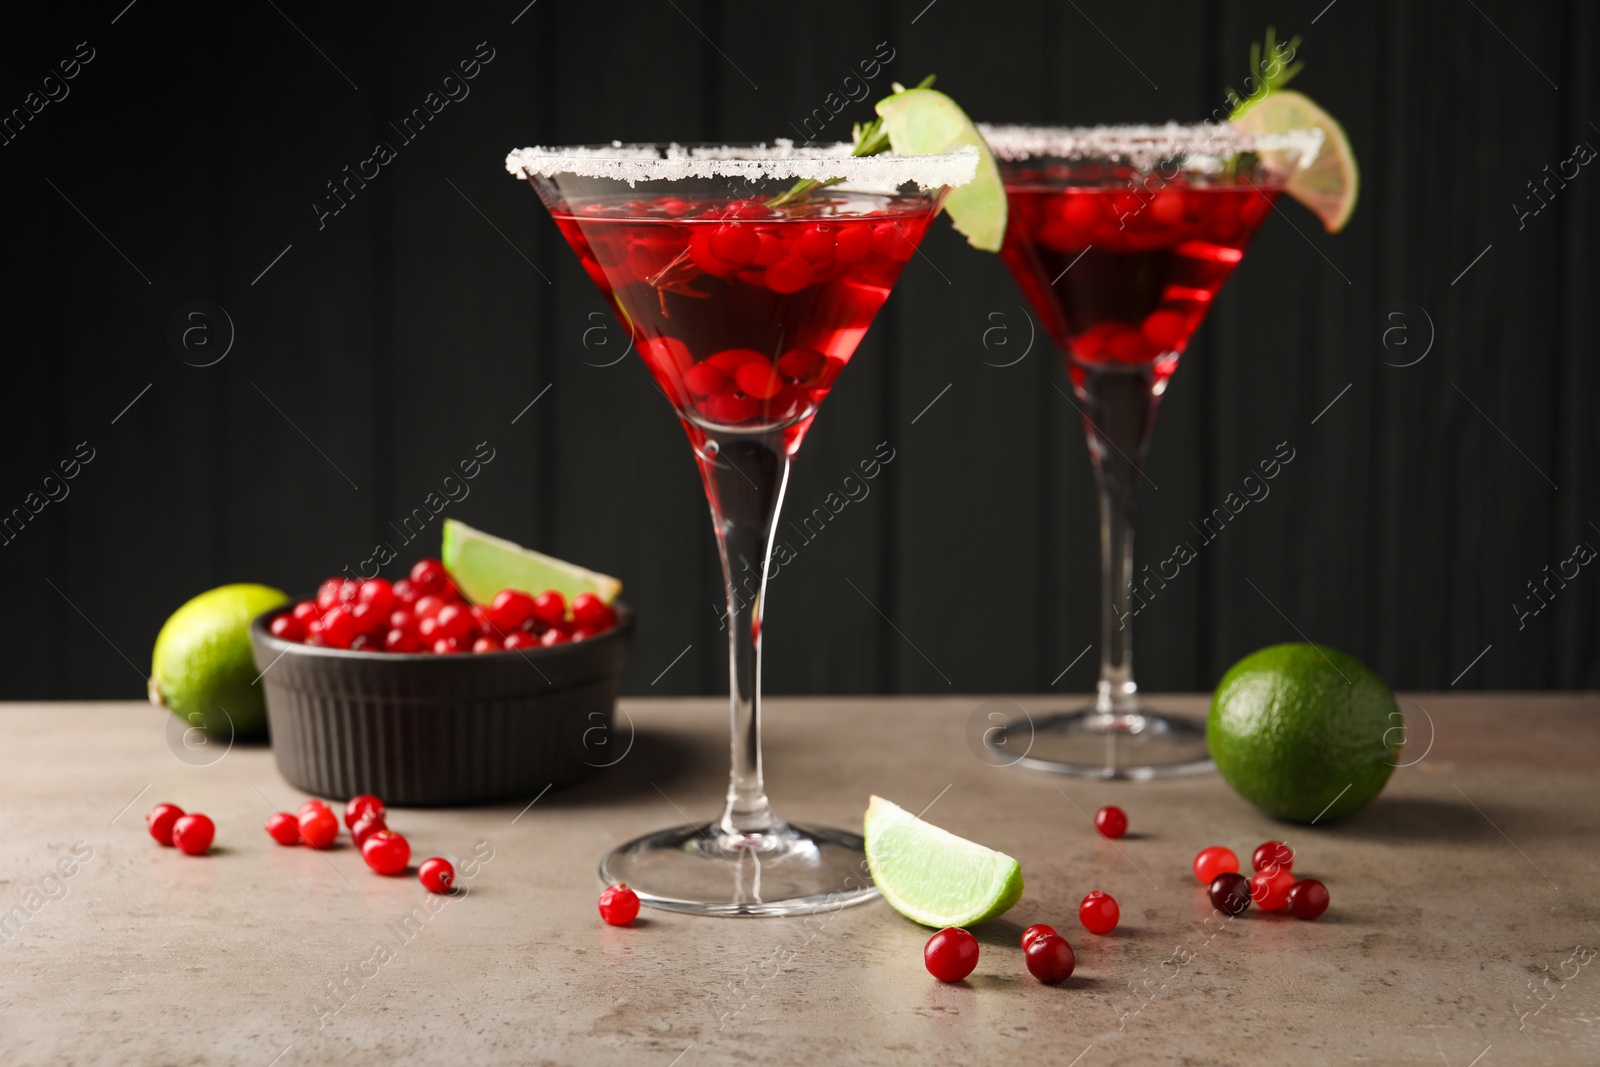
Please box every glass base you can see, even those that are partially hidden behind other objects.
[598,821,879,917]
[992,707,1215,780]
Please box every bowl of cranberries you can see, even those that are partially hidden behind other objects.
[249,557,631,806]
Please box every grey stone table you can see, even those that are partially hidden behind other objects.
[1,695,1596,1066]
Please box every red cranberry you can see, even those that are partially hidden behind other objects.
[146,803,185,846]
[776,347,826,384]
[764,256,812,294]
[433,604,474,644]
[432,637,464,654]
[598,882,641,925]
[361,830,410,875]
[531,591,567,627]
[1024,934,1075,984]
[1079,890,1120,934]
[1093,806,1128,839]
[171,813,215,855]
[923,928,978,982]
[319,607,358,649]
[501,631,536,650]
[735,362,784,400]
[298,806,339,849]
[538,627,570,647]
[1193,845,1239,885]
[706,348,767,376]
[350,814,387,848]
[343,794,385,830]
[1250,867,1295,911]
[1252,840,1295,874]
[358,579,395,615]
[1208,872,1251,915]
[414,595,447,621]
[265,812,301,845]
[704,391,757,424]
[385,628,422,653]
[291,600,320,625]
[419,857,455,894]
[348,602,386,636]
[571,593,616,632]
[391,578,419,607]
[684,362,728,397]
[299,799,330,816]
[488,589,537,631]
[410,558,448,594]
[1021,923,1056,950]
[472,637,498,653]
[798,224,836,262]
[270,614,305,642]
[316,578,343,611]
[709,224,760,266]
[834,224,872,261]
[1286,879,1330,920]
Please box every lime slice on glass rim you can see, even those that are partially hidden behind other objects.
[440,518,622,606]
[864,795,1023,927]
[875,88,1007,252]
[1232,88,1359,233]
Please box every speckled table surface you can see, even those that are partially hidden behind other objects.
[0,694,1596,1066]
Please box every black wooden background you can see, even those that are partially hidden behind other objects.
[3,0,1596,700]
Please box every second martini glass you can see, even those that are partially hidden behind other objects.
[508,142,976,914]
[980,123,1319,779]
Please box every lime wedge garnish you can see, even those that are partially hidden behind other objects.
[1232,89,1359,233]
[864,795,1023,927]
[875,88,1007,252]
[441,518,622,606]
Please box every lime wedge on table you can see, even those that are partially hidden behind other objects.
[1232,89,1359,233]
[440,518,622,606]
[875,88,1007,252]
[864,795,1022,927]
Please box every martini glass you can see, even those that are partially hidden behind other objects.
[507,142,976,914]
[979,124,1320,779]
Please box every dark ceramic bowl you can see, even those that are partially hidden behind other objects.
[248,604,633,806]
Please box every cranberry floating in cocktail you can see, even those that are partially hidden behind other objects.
[508,142,977,916]
[980,123,1324,779]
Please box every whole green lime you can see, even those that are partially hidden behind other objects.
[1208,643,1401,823]
[151,584,288,738]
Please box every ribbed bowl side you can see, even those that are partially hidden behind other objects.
[250,608,631,806]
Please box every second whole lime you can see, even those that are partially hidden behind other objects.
[1207,643,1400,823]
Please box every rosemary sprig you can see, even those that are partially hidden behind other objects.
[765,74,936,208]
[1226,27,1303,119]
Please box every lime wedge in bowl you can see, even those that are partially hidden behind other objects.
[864,795,1023,927]
[875,87,1007,252]
[1232,88,1359,233]
[441,518,622,606]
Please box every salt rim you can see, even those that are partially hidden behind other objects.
[504,140,979,189]
[978,123,1324,172]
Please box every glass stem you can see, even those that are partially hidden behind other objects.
[1080,368,1160,718]
[698,434,791,839]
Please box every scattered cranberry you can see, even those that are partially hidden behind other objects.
[923,927,978,983]
[599,882,641,926]
[1286,879,1330,920]
[1093,805,1128,839]
[146,803,185,846]
[1024,933,1076,984]
[419,857,455,894]
[265,812,301,845]
[298,805,339,849]
[1021,923,1056,950]
[1249,866,1295,911]
[299,799,331,816]
[361,830,411,875]
[1193,845,1239,885]
[171,813,215,855]
[1079,890,1120,935]
[1252,840,1295,875]
[1208,872,1251,916]
[343,794,386,830]
[350,814,387,848]
[361,831,409,876]
[410,558,448,594]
